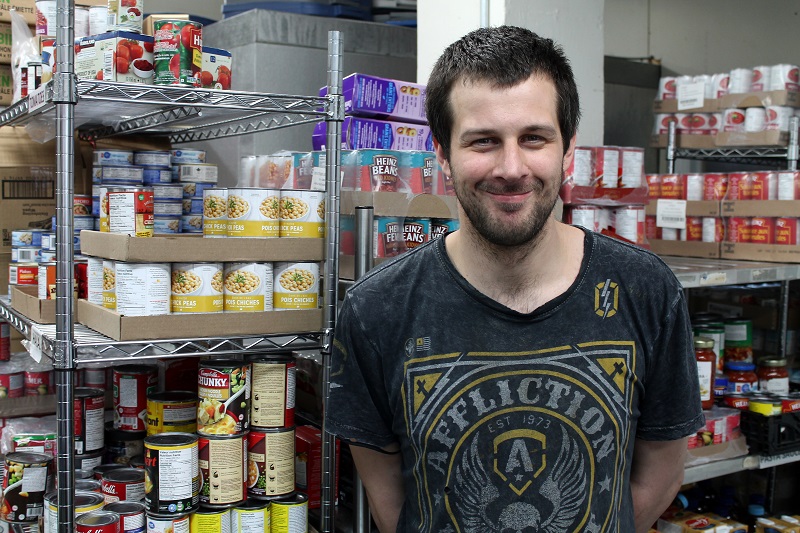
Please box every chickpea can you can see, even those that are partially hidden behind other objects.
[102,260,116,310]
[203,188,228,238]
[273,262,319,310]
[278,190,325,238]
[115,262,171,317]
[197,360,250,436]
[226,188,280,238]
[223,263,274,312]
[171,263,223,314]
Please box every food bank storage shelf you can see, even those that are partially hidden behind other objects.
[0,296,33,339]
[673,147,793,167]
[683,452,800,484]
[663,257,800,288]
[0,81,331,144]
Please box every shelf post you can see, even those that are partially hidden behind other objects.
[788,116,799,171]
[53,0,78,529]
[321,29,344,533]
[667,120,676,174]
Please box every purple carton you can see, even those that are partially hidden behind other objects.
[312,117,434,152]
[320,73,427,124]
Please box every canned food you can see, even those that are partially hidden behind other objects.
[246,428,295,499]
[154,20,203,87]
[74,215,95,231]
[9,263,38,288]
[749,397,782,416]
[115,262,171,316]
[171,149,206,165]
[231,499,269,533]
[198,360,250,436]
[75,387,106,455]
[182,198,204,215]
[75,450,104,472]
[77,468,95,480]
[114,365,159,432]
[181,215,204,233]
[135,151,171,168]
[76,510,121,532]
[10,229,44,248]
[373,217,405,257]
[93,464,129,481]
[152,184,184,201]
[198,434,247,507]
[147,392,198,435]
[103,260,116,309]
[154,216,182,234]
[24,368,54,396]
[147,512,190,533]
[702,217,724,243]
[223,263,273,312]
[73,194,93,216]
[102,467,146,504]
[76,478,103,493]
[182,182,215,198]
[226,188,280,238]
[12,245,40,264]
[273,262,319,310]
[250,356,295,429]
[100,165,145,183]
[100,187,124,233]
[278,191,325,238]
[270,492,308,531]
[203,188,228,238]
[130,456,145,470]
[781,394,800,413]
[105,501,146,533]
[190,508,231,532]
[143,167,174,185]
[171,263,223,314]
[1,452,53,521]
[107,0,143,32]
[684,173,704,201]
[776,218,800,245]
[154,201,183,217]
[177,164,217,183]
[0,367,24,399]
[751,171,777,200]
[682,216,702,242]
[43,490,105,533]
[144,433,200,515]
[430,218,459,239]
[0,321,9,362]
[726,217,751,243]
[83,365,110,389]
[38,250,56,263]
[37,262,56,299]
[95,149,134,167]
[108,188,155,238]
[239,156,258,186]
[402,217,430,250]
[750,217,775,244]
[105,422,146,466]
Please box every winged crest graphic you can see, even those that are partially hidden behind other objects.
[452,426,588,532]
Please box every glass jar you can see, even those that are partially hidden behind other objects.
[757,357,789,394]
[694,336,716,409]
[725,362,758,393]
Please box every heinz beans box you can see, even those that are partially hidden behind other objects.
[312,117,434,151]
[320,73,427,124]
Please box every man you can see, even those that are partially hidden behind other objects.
[327,25,703,533]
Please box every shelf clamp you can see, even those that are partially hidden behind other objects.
[53,73,78,105]
[321,327,335,355]
[328,95,345,123]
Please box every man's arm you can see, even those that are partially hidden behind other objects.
[630,437,688,533]
[350,444,405,533]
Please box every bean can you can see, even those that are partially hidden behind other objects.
[102,468,146,504]
[249,356,296,429]
[273,262,319,310]
[144,433,200,515]
[231,499,270,533]
[171,263,223,314]
[147,512,190,533]
[108,188,155,238]
[223,263,274,312]
[190,507,232,532]
[1,452,53,521]
[270,492,308,532]
[198,434,247,508]
[197,360,250,436]
[153,20,203,87]
[75,387,106,455]
[114,365,159,432]
[202,188,228,238]
[278,190,325,238]
[226,188,280,238]
[103,260,117,310]
[246,428,295,499]
[43,490,105,533]
[105,501,147,533]
[115,262,171,317]
[146,392,198,435]
[75,510,121,533]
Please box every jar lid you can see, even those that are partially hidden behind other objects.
[726,362,756,371]
[759,357,787,367]
[693,336,714,349]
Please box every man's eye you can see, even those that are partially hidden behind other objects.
[522,135,544,144]
[473,138,494,146]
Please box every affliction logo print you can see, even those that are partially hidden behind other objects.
[402,342,636,532]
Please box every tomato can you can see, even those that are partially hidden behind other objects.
[645,215,661,240]
[105,422,146,466]
[43,490,105,533]
[721,393,746,410]
[750,217,775,244]
[270,492,308,531]
[223,263,274,312]
[103,260,117,310]
[147,512,191,533]
[726,172,752,200]
[105,501,146,533]
[115,262,171,317]
[171,263,223,314]
[612,206,645,245]
[684,173,704,201]
[750,171,777,200]
[153,20,203,87]
[9,263,38,288]
[107,0,143,32]
[246,428,295,499]
[273,262,320,310]
[231,499,270,533]
[76,510,121,533]
[190,507,232,532]
[0,321,10,362]
[108,188,155,238]
[1,452,53,521]
[659,174,683,199]
[682,216,702,242]
[146,392,197,435]
[775,217,800,245]
[278,190,325,238]
[226,188,280,238]
[780,393,800,413]
[249,356,296,429]
[198,434,247,508]
[114,365,159,432]
[702,217,724,243]
[704,172,728,200]
[102,468,146,504]
[24,368,54,396]
[0,367,24,399]
[143,433,200,515]
[74,387,106,455]
[75,259,88,300]
[198,360,250,436]
[726,217,751,243]
[722,108,746,132]
[202,188,228,238]
[645,173,661,198]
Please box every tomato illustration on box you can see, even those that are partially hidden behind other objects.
[200,46,232,90]
[75,32,154,84]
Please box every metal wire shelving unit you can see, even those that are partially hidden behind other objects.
[0,2,344,530]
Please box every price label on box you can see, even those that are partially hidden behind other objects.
[656,199,687,229]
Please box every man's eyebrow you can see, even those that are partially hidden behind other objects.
[460,124,558,140]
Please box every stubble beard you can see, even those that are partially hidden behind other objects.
[452,166,563,249]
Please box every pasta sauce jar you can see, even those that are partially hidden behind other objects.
[725,362,758,393]
[694,336,716,410]
[757,357,789,394]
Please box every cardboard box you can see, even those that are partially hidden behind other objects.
[200,46,232,90]
[721,90,800,109]
[650,134,717,149]
[0,166,57,253]
[653,98,721,113]
[340,191,457,218]
[720,199,800,217]
[0,22,12,64]
[0,0,36,25]
[77,299,324,341]
[0,394,56,417]
[75,32,154,84]
[645,200,719,217]
[10,285,61,323]
[648,239,721,259]
[0,63,10,106]
[79,231,325,262]
[721,241,800,263]
[295,425,340,509]
[319,73,428,124]
[716,130,788,147]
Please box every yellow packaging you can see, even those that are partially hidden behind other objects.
[223,262,273,312]
[202,188,228,238]
[756,518,800,533]
[278,190,325,238]
[146,391,197,436]
[171,262,224,313]
[273,262,319,310]
[190,507,231,532]
[226,187,279,238]
[270,493,307,532]
[102,260,116,309]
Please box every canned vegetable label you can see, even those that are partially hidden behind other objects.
[115,263,171,317]
[223,263,274,312]
[154,20,203,87]
[197,361,250,435]
[1,452,53,522]
[246,429,295,499]
[198,435,247,507]
[250,357,296,428]
[231,500,270,533]
[226,188,280,238]
[107,0,143,32]
[273,262,319,310]
[103,260,116,309]
[270,493,308,532]
[171,263,224,314]
[144,433,199,515]
[203,188,228,238]
[190,508,232,533]
[0,370,24,399]
[108,189,155,238]
[279,190,325,238]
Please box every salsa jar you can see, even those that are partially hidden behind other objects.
[725,362,758,393]
[757,357,790,394]
[694,336,716,409]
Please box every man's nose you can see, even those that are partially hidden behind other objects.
[495,144,528,180]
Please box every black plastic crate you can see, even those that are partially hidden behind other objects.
[741,410,800,455]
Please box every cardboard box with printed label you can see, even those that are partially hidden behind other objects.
[0,0,36,25]
[75,31,154,84]
[0,166,56,253]
[0,63,11,105]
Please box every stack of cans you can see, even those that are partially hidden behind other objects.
[172,149,214,234]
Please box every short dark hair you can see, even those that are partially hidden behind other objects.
[425,25,580,159]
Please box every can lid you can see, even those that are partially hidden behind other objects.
[74,386,105,399]
[76,510,120,526]
[103,467,145,483]
[145,432,199,447]
[693,336,714,349]
[74,490,106,509]
[234,499,270,511]
[6,451,52,464]
[104,501,146,515]
[195,507,232,516]
[93,463,133,478]
[248,353,293,364]
[759,357,787,367]
[271,492,308,505]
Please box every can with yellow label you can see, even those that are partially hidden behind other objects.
[223,263,274,312]
[171,263,224,313]
[202,188,228,238]
[273,262,319,310]
[146,391,197,436]
[278,190,325,238]
[226,188,280,238]
[102,260,116,310]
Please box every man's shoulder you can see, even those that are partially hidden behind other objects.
[589,231,681,290]
[347,239,443,299]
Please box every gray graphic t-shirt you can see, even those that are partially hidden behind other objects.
[328,229,704,532]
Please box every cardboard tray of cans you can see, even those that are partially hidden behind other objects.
[644,200,720,217]
[720,90,800,109]
[340,192,458,218]
[79,231,324,262]
[718,200,800,262]
[650,134,717,150]
[1,394,57,417]
[652,98,722,114]
[646,240,721,259]
[715,130,789,147]
[10,286,75,324]
[76,299,324,342]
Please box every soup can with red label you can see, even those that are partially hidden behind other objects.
[703,173,728,201]
[24,367,54,396]
[198,434,247,508]
[76,510,121,533]
[197,360,250,436]
[726,217,752,243]
[113,365,158,432]
[108,188,155,238]
[750,171,777,200]
[775,217,800,245]
[659,174,683,199]
[0,367,24,399]
[246,427,295,500]
[75,387,106,455]
[102,467,145,504]
[727,172,752,200]
[750,217,775,244]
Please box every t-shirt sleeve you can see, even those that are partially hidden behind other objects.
[325,293,398,449]
[636,289,705,441]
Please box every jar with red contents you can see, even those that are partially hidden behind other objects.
[757,357,789,394]
[725,362,758,393]
[694,337,716,409]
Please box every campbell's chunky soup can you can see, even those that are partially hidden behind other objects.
[198,434,247,507]
[143,433,199,515]
[197,360,250,436]
[249,356,295,429]
[223,263,273,312]
[153,20,203,87]
[1,452,52,521]
[171,263,223,314]
[114,365,158,432]
[273,262,319,310]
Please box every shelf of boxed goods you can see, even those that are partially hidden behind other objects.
[683,449,800,485]
[0,80,331,143]
[664,256,800,288]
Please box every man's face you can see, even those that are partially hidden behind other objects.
[435,75,574,247]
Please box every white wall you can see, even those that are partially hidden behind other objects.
[148,0,223,21]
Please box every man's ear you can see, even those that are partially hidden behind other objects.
[562,134,577,175]
[433,138,451,180]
